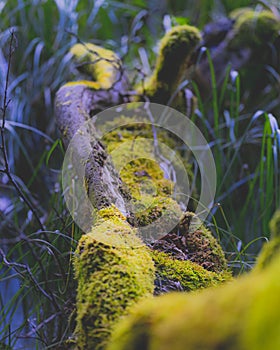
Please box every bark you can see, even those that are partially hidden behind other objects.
[55,84,131,217]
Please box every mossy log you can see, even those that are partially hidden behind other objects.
[107,211,280,350]
[55,26,232,350]
[54,10,280,350]
[74,207,155,350]
[55,84,130,214]
[194,8,280,99]
[136,24,201,111]
[55,85,231,349]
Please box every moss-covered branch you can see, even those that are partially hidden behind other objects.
[107,211,280,350]
[194,8,280,99]
[55,26,233,350]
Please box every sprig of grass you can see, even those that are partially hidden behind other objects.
[192,44,280,268]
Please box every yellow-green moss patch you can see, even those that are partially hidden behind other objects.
[269,209,280,238]
[69,42,121,89]
[130,196,181,229]
[229,9,280,49]
[99,115,194,203]
[106,212,280,350]
[63,80,101,89]
[151,249,231,295]
[74,207,155,349]
[137,25,201,105]
[255,209,280,270]
[107,251,280,350]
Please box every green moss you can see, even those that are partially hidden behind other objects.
[107,251,280,350]
[174,212,228,273]
[138,25,201,105]
[120,157,170,199]
[255,210,280,270]
[106,212,280,350]
[97,205,127,224]
[73,114,230,348]
[151,249,231,295]
[100,115,180,152]
[99,115,194,201]
[74,206,230,349]
[130,196,181,229]
[63,80,101,89]
[73,206,155,350]
[149,211,231,295]
[69,42,121,89]
[254,237,280,271]
[102,123,179,221]
[269,209,280,238]
[229,7,254,20]
[229,9,280,49]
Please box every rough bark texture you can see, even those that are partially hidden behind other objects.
[55,84,130,214]
[55,83,130,146]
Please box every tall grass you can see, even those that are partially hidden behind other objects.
[0,0,279,348]
[192,54,280,270]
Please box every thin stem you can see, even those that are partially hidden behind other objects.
[0,31,45,232]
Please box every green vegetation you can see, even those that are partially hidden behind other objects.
[229,9,280,47]
[106,212,280,350]
[74,206,154,349]
[73,115,231,348]
[151,249,231,293]
[0,0,280,348]
[254,210,280,270]
[67,42,122,89]
[136,24,201,106]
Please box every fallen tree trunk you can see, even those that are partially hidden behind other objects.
[53,10,280,349]
[55,82,231,349]
[55,84,130,219]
